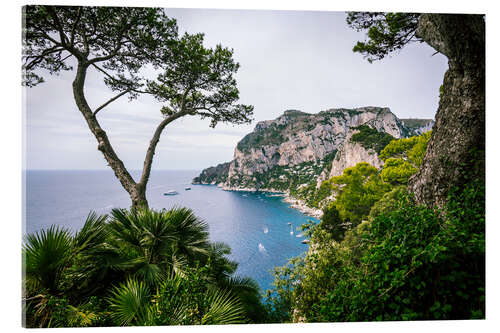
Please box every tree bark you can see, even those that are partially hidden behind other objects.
[408,14,485,207]
[138,110,189,190]
[72,61,148,209]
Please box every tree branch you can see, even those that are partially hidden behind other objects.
[93,89,131,116]
[69,7,82,48]
[45,6,69,46]
[88,24,128,64]
[138,109,190,188]
[91,63,150,95]
[88,44,122,64]
[24,46,65,70]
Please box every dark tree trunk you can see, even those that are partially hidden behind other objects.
[408,14,485,207]
[72,61,149,209]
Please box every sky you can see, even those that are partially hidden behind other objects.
[25,8,449,171]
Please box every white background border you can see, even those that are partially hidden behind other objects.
[2,0,498,332]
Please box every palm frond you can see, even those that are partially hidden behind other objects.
[108,208,143,250]
[160,207,211,265]
[23,225,73,293]
[201,287,246,325]
[66,305,98,327]
[73,211,109,253]
[134,262,164,288]
[107,277,151,326]
[222,276,261,293]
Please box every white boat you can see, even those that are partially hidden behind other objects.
[163,190,179,196]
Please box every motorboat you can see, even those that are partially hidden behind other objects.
[163,190,179,196]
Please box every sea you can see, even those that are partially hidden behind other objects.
[24,170,318,292]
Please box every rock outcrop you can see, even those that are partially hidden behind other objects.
[192,162,230,185]
[317,129,385,187]
[224,106,404,189]
[400,119,435,136]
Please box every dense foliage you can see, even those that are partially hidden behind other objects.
[350,125,395,153]
[329,162,391,227]
[379,131,431,185]
[23,208,266,327]
[267,178,484,322]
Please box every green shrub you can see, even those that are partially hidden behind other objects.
[330,162,391,227]
[379,131,431,165]
[350,125,395,153]
[23,207,264,327]
[380,159,418,185]
[267,178,485,323]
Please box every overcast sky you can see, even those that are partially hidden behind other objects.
[25,8,449,171]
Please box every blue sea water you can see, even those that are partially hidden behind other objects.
[25,170,318,292]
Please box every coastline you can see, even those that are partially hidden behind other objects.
[194,182,323,219]
[281,195,323,219]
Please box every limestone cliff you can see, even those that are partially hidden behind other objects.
[192,162,230,185]
[194,106,432,215]
[317,129,386,187]
[223,106,404,189]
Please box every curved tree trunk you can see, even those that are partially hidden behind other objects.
[408,14,485,207]
[72,61,149,209]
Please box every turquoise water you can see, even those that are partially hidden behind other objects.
[25,170,318,292]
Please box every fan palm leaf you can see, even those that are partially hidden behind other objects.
[107,277,151,326]
[73,211,109,253]
[23,226,73,293]
[164,207,210,260]
[205,242,238,281]
[201,287,246,325]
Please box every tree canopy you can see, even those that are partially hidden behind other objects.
[330,162,390,226]
[346,12,421,62]
[23,6,178,88]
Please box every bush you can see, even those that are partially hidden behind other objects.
[350,125,395,153]
[319,203,348,242]
[330,162,391,227]
[267,178,484,322]
[379,131,431,165]
[380,159,417,185]
[23,207,265,327]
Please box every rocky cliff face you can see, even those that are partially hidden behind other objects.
[192,161,230,185]
[400,119,435,136]
[194,106,433,215]
[317,129,386,187]
[223,106,404,189]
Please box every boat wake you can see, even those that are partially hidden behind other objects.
[258,243,268,255]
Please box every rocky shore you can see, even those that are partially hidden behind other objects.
[281,195,323,219]
[220,185,323,219]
